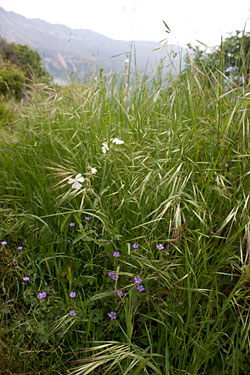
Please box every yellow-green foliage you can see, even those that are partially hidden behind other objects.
[0,38,51,81]
[0,98,16,127]
[0,38,51,101]
[0,55,25,100]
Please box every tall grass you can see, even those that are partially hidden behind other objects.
[0,53,250,374]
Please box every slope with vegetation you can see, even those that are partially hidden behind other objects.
[0,33,250,375]
[0,38,51,127]
[188,30,250,85]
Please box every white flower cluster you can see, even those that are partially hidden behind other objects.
[111,138,124,145]
[67,138,124,191]
[68,167,97,190]
[102,142,109,154]
[102,138,124,154]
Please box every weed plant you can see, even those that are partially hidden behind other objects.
[0,54,250,374]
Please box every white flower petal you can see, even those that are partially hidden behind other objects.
[102,142,109,154]
[111,138,124,145]
[90,167,97,174]
[72,181,82,190]
[77,176,85,183]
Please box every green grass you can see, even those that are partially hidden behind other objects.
[0,58,250,374]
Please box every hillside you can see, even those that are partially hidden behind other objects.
[0,6,184,84]
[0,50,249,374]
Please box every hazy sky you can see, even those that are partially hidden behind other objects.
[0,0,250,47]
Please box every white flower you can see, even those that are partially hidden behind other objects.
[110,138,124,145]
[68,173,85,190]
[90,167,97,174]
[102,142,109,154]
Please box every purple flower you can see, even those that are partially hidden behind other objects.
[23,276,30,281]
[156,243,164,250]
[17,246,23,250]
[137,284,145,292]
[132,243,139,249]
[67,240,71,243]
[69,222,75,227]
[69,310,77,316]
[12,258,16,263]
[113,251,120,258]
[108,271,119,281]
[117,290,123,297]
[154,277,158,280]
[112,203,117,206]
[1,241,7,246]
[108,311,117,320]
[134,276,142,284]
[70,291,76,298]
[38,292,47,300]
[84,216,91,221]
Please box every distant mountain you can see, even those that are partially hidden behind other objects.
[0,7,184,84]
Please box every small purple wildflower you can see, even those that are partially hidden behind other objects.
[134,276,142,284]
[67,240,71,243]
[1,241,7,246]
[132,243,139,249]
[69,222,75,227]
[137,284,146,292]
[154,277,158,280]
[12,258,16,263]
[69,310,77,316]
[156,243,164,250]
[17,246,23,250]
[108,271,119,280]
[112,202,117,206]
[117,290,123,297]
[113,251,120,258]
[69,291,76,298]
[23,276,30,281]
[38,291,47,300]
[108,311,117,320]
[84,216,91,221]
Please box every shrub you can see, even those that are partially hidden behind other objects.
[0,99,16,127]
[0,56,26,100]
[0,38,51,81]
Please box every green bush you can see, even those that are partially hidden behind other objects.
[0,56,26,99]
[0,38,51,81]
[187,30,250,85]
[0,99,16,127]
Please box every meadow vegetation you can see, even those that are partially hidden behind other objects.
[0,35,250,374]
